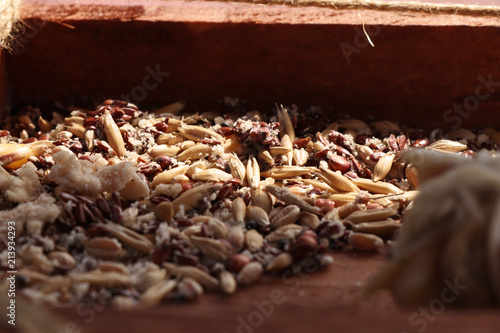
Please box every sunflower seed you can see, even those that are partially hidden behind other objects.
[231,197,246,225]
[237,262,263,286]
[135,269,167,292]
[177,143,212,161]
[265,185,321,214]
[102,110,126,158]
[266,224,303,243]
[246,205,270,226]
[316,165,359,193]
[220,270,237,294]
[37,116,52,132]
[172,183,221,213]
[426,139,467,152]
[85,130,95,151]
[0,143,33,169]
[251,187,273,214]
[154,201,175,222]
[298,212,320,229]
[277,105,295,142]
[348,232,384,251]
[261,166,313,179]
[163,262,219,289]
[177,277,204,301]
[228,227,245,250]
[84,237,125,259]
[269,205,301,228]
[179,123,224,142]
[373,152,395,182]
[190,236,230,261]
[352,219,401,237]
[265,252,293,272]
[70,271,131,287]
[138,279,177,309]
[351,178,403,194]
[208,218,229,239]
[405,164,420,189]
[152,165,190,187]
[245,229,264,252]
[191,168,233,182]
[156,133,184,145]
[101,223,155,254]
[293,149,309,166]
[246,155,260,189]
[258,150,274,165]
[148,144,181,158]
[344,207,397,224]
[228,153,246,181]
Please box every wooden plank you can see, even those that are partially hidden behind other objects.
[7,0,500,129]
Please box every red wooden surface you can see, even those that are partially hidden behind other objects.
[4,1,500,332]
[7,0,500,129]
[50,252,500,333]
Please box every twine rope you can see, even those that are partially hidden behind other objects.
[228,0,500,17]
[0,0,21,50]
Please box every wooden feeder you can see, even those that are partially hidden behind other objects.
[2,0,500,332]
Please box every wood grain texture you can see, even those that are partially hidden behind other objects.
[49,252,500,333]
[7,0,500,130]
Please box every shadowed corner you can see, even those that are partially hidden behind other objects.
[0,49,7,120]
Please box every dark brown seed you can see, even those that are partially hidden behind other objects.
[316,221,343,238]
[397,134,407,150]
[96,198,111,218]
[176,252,199,266]
[355,134,368,145]
[176,219,194,227]
[112,204,123,223]
[217,183,234,200]
[201,224,212,238]
[293,137,311,149]
[74,202,87,225]
[243,191,252,206]
[85,225,108,238]
[0,130,10,137]
[388,134,399,152]
[345,171,358,180]
[90,205,105,223]
[22,137,37,144]
[151,196,171,205]
[84,117,98,127]
[218,127,235,137]
[154,122,168,132]
[138,162,162,177]
[62,204,76,222]
[83,205,97,224]
[152,245,172,265]
[413,138,429,147]
[110,193,122,209]
[152,156,171,171]
[369,152,385,162]
[315,148,329,160]
[328,155,350,173]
